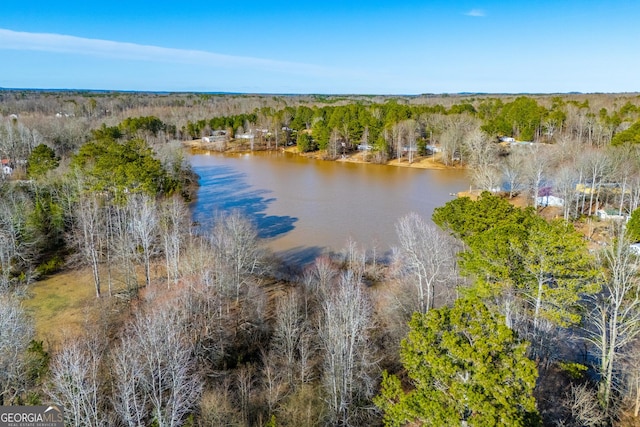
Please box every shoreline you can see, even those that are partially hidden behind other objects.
[184,139,463,172]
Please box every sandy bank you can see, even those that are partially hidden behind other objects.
[284,146,462,171]
[185,139,463,172]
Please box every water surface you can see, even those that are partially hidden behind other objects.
[190,151,469,262]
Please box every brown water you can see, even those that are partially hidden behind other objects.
[190,151,469,263]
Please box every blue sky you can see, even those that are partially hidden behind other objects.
[1,1,638,94]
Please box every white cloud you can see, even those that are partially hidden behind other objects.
[465,9,486,17]
[0,28,340,77]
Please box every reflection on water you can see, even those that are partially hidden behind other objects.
[190,151,469,261]
[193,163,298,239]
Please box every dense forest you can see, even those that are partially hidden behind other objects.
[2,90,640,426]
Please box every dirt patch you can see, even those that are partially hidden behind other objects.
[386,154,460,170]
[573,219,612,249]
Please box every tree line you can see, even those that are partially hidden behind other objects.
[180,95,640,157]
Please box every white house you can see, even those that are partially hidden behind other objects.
[596,209,626,221]
[1,159,11,177]
[536,195,564,207]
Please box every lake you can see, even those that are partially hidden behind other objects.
[190,151,469,264]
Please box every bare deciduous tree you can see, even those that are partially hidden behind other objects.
[47,337,106,427]
[0,199,23,289]
[159,195,189,287]
[111,336,147,427]
[199,380,242,426]
[553,165,581,221]
[341,237,366,282]
[438,113,478,165]
[319,271,375,426]
[111,304,202,427]
[70,194,105,298]
[129,193,159,288]
[109,201,138,294]
[607,144,640,217]
[622,342,640,419]
[302,256,337,299]
[236,363,255,426]
[0,118,40,174]
[523,144,553,209]
[579,148,612,216]
[179,268,232,369]
[210,211,264,302]
[502,149,526,198]
[585,229,640,412]
[270,290,314,388]
[261,351,286,416]
[0,190,38,289]
[393,212,457,314]
[562,383,608,427]
[464,129,502,192]
[0,294,34,405]
[402,119,418,164]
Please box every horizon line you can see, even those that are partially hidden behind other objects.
[3,86,639,97]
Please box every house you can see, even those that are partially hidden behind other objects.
[536,195,564,207]
[596,209,626,221]
[575,183,596,194]
[2,162,12,176]
[202,130,228,143]
[425,145,441,153]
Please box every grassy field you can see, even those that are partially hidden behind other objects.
[23,268,120,347]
